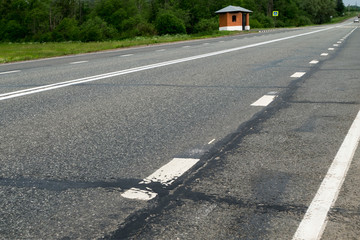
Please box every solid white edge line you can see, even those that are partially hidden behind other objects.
[0,70,21,75]
[293,110,360,240]
[0,25,344,101]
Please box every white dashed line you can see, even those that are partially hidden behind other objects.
[120,54,134,57]
[291,72,306,78]
[182,46,191,48]
[333,44,339,47]
[208,139,216,145]
[0,70,21,75]
[293,110,360,240]
[321,53,329,56]
[309,60,319,64]
[156,49,166,52]
[251,92,278,107]
[122,158,200,200]
[328,48,335,51]
[70,61,88,65]
[337,41,342,44]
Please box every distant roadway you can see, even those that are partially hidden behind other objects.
[1,19,360,239]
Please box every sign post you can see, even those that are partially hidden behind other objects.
[272,11,279,27]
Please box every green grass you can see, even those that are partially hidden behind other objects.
[0,31,254,64]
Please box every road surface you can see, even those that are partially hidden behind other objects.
[1,19,360,239]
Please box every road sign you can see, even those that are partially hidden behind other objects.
[272,11,279,17]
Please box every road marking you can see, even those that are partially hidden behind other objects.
[328,48,335,51]
[251,93,277,107]
[321,53,329,56]
[0,70,21,75]
[70,61,88,65]
[208,139,216,144]
[219,41,225,43]
[333,44,339,46]
[182,46,191,48]
[120,54,134,57]
[309,60,319,64]
[0,25,343,101]
[122,158,200,200]
[293,110,360,240]
[291,72,306,78]
[337,41,342,44]
[156,49,166,52]
[121,188,157,201]
[202,43,210,45]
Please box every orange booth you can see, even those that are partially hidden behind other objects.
[216,5,252,31]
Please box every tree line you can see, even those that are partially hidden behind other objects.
[0,0,346,42]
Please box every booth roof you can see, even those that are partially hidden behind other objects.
[215,5,253,14]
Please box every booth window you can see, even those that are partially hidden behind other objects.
[232,15,236,22]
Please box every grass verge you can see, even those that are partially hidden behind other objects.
[0,31,255,64]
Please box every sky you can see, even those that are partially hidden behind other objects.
[343,0,359,6]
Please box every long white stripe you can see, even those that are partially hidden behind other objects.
[293,110,360,240]
[0,26,338,101]
[0,70,21,75]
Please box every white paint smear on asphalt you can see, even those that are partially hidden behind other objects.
[0,25,345,101]
[122,158,199,200]
[293,110,360,240]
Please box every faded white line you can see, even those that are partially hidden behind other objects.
[293,110,360,240]
[251,94,277,107]
[122,158,200,200]
[0,70,21,75]
[156,49,166,52]
[291,72,306,78]
[309,60,319,64]
[120,54,134,57]
[182,46,191,48]
[70,61,88,65]
[0,25,340,101]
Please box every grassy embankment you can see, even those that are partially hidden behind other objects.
[0,31,255,64]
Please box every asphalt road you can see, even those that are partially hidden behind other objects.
[1,20,360,239]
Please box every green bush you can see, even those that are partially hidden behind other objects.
[193,18,218,33]
[53,18,80,42]
[249,18,263,28]
[155,11,186,35]
[4,20,26,42]
[80,17,118,42]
